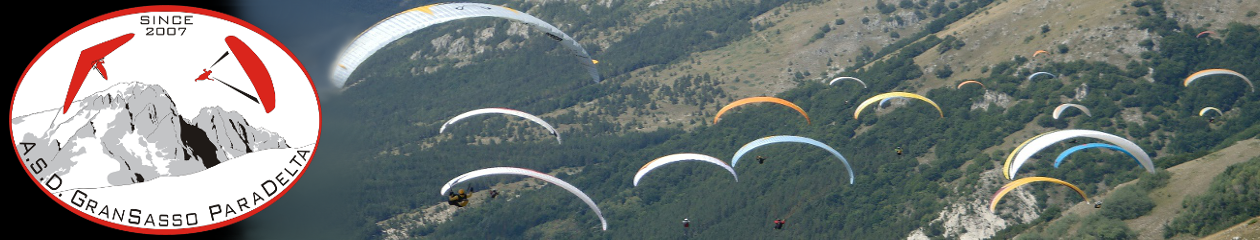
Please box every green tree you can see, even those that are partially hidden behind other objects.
[1166,157,1260,236]
[1074,215,1139,240]
[935,65,954,78]
[1099,186,1154,220]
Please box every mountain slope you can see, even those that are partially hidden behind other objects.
[13,82,288,190]
[316,0,1260,239]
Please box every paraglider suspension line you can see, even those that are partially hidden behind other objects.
[209,51,230,69]
[212,77,260,104]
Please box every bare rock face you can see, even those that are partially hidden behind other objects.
[1073,83,1089,102]
[907,169,1040,240]
[187,106,289,161]
[972,90,1013,111]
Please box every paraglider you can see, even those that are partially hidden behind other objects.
[1003,129,1154,179]
[447,189,471,207]
[1032,50,1049,58]
[827,77,867,88]
[194,69,214,82]
[730,136,854,184]
[440,167,607,230]
[1053,143,1142,168]
[1027,72,1056,81]
[440,108,562,144]
[683,218,692,237]
[634,153,738,186]
[330,3,600,88]
[1183,69,1254,92]
[1200,107,1223,122]
[895,147,903,156]
[1052,103,1091,119]
[990,177,1091,212]
[714,97,810,124]
[1199,107,1222,117]
[854,92,943,119]
[956,80,984,89]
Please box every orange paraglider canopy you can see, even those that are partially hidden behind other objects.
[1032,50,1049,58]
[957,80,984,89]
[714,97,810,124]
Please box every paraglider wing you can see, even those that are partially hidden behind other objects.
[714,97,810,124]
[1027,72,1057,81]
[1051,103,1091,119]
[440,108,561,143]
[729,136,854,184]
[1033,50,1049,58]
[633,153,738,186]
[957,80,984,89]
[854,92,943,119]
[1183,69,1254,92]
[990,177,1089,212]
[1196,31,1215,38]
[1003,129,1154,179]
[827,77,867,88]
[440,167,607,230]
[1199,107,1222,117]
[1053,143,1141,168]
[1001,131,1055,179]
[330,3,599,88]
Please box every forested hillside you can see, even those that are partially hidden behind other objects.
[312,0,1259,239]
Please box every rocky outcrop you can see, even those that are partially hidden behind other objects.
[907,169,1040,239]
[188,106,289,161]
[972,90,1013,111]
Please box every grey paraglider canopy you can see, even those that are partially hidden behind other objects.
[331,3,599,88]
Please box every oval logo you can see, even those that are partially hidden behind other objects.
[10,5,320,235]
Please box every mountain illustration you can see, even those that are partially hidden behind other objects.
[14,82,287,190]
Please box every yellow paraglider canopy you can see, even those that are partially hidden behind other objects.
[854,92,943,119]
[990,177,1090,212]
[1183,69,1253,92]
[1199,107,1222,117]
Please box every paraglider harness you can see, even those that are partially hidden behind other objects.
[895,147,903,156]
[773,219,785,230]
[757,155,766,164]
[447,191,459,205]
[683,218,692,237]
[489,189,499,199]
[448,190,470,207]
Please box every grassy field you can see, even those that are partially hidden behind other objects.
[1046,139,1260,240]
